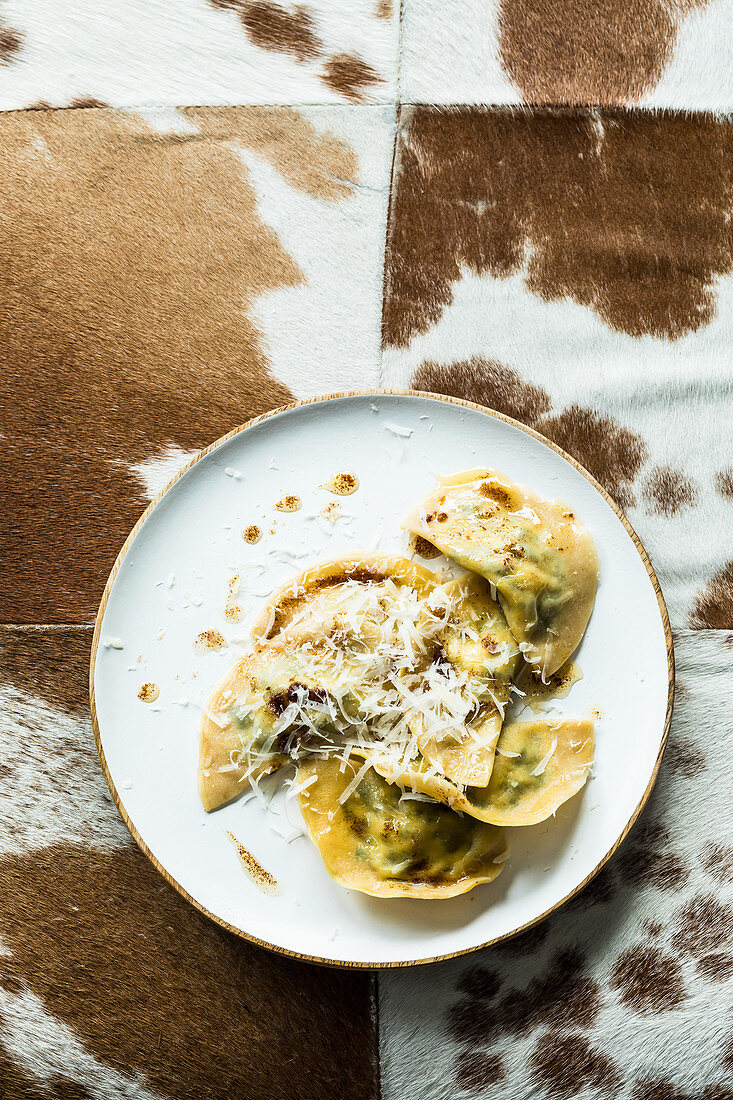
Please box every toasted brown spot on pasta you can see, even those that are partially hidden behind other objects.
[715,467,733,499]
[530,1032,622,1097]
[409,534,441,559]
[412,358,551,426]
[610,945,687,1013]
[321,54,382,100]
[671,894,733,957]
[455,1050,506,1092]
[0,845,375,1100]
[643,465,698,516]
[239,1,321,61]
[498,0,675,105]
[0,26,23,64]
[704,845,733,884]
[536,405,648,507]
[690,561,733,629]
[384,110,733,348]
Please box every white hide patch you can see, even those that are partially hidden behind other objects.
[379,631,733,1099]
[0,0,397,109]
[382,267,733,630]
[0,986,163,1100]
[0,681,130,857]
[128,445,200,504]
[401,0,733,109]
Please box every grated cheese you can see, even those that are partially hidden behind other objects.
[384,422,414,438]
[531,736,557,777]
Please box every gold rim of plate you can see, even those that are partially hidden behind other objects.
[89,389,675,970]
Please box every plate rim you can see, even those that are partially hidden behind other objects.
[89,388,675,969]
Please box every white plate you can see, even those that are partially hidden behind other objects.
[91,391,673,967]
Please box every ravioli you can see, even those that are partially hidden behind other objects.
[403,469,598,676]
[198,645,354,812]
[297,755,507,899]
[374,719,593,827]
[415,574,521,787]
[469,718,594,825]
[252,554,437,643]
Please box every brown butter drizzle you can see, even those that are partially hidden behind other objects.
[224,830,280,895]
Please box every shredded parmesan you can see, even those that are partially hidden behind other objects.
[225,575,517,801]
[531,737,557,777]
[383,422,413,438]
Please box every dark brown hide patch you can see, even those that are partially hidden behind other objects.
[609,945,687,1012]
[448,948,601,1045]
[696,953,733,981]
[530,1031,623,1097]
[321,54,383,100]
[643,465,699,516]
[715,468,733,499]
[0,629,91,717]
[536,405,648,507]
[455,1050,506,1092]
[384,110,732,348]
[617,820,689,890]
[239,2,322,61]
[0,25,23,64]
[665,738,706,778]
[498,0,676,105]
[0,108,357,621]
[412,358,551,425]
[690,562,733,629]
[671,894,733,957]
[704,845,733,884]
[0,844,375,1100]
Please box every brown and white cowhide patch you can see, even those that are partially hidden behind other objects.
[382,108,733,630]
[0,0,396,109]
[0,628,377,1100]
[0,105,390,622]
[379,630,733,1099]
[401,0,733,109]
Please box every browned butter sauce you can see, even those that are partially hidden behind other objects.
[242,524,262,544]
[224,830,281,896]
[274,495,301,512]
[322,471,359,496]
[519,660,582,713]
[194,629,227,652]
